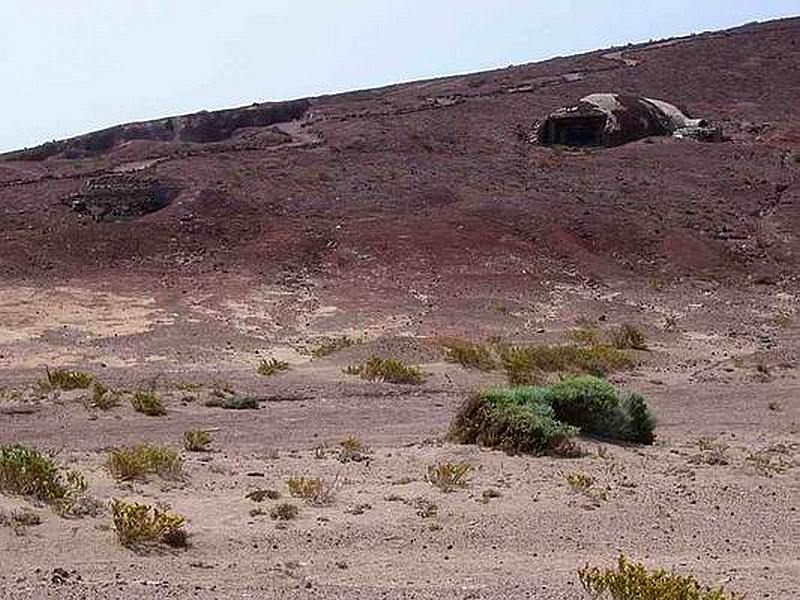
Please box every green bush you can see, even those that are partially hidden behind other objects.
[578,555,744,600]
[448,376,655,455]
[0,444,87,509]
[547,377,655,443]
[448,391,579,455]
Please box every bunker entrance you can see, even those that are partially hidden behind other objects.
[549,115,606,146]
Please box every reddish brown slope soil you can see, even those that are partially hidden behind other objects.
[1,18,798,298]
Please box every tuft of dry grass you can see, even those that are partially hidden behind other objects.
[610,323,648,350]
[41,368,94,391]
[286,476,336,505]
[438,337,496,371]
[257,358,290,377]
[346,356,425,384]
[106,444,182,481]
[131,391,166,416]
[183,430,212,452]
[426,461,471,492]
[89,382,121,410]
[312,336,361,358]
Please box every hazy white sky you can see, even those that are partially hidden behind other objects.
[1,1,797,151]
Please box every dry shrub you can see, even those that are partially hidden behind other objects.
[312,336,360,358]
[610,324,648,350]
[41,368,94,391]
[286,476,336,505]
[348,356,424,384]
[131,391,166,416]
[426,462,471,492]
[578,555,744,599]
[111,499,186,548]
[438,338,496,371]
[497,343,633,384]
[106,444,182,481]
[257,358,289,377]
[183,430,212,452]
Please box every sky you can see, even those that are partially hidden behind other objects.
[1,1,797,152]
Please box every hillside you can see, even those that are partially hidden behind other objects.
[0,18,798,600]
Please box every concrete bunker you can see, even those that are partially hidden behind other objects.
[537,93,720,147]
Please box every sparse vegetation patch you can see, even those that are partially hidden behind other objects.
[257,358,290,377]
[0,444,87,510]
[439,338,496,371]
[183,430,212,452]
[426,461,471,492]
[346,356,425,384]
[131,391,166,416]
[106,444,182,481]
[578,555,744,599]
[42,368,94,391]
[497,343,633,384]
[610,323,648,350]
[286,476,336,505]
[448,376,655,455]
[312,336,361,358]
[111,499,186,548]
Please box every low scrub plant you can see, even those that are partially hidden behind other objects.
[246,488,281,502]
[257,358,290,377]
[42,368,94,391]
[610,324,648,350]
[131,391,166,416]
[312,336,360,358]
[448,376,655,455]
[111,499,187,547]
[270,502,299,520]
[286,476,336,505]
[0,444,87,510]
[439,338,496,371]
[219,397,259,410]
[426,461,471,492]
[183,430,212,452]
[497,343,632,384]
[340,435,364,452]
[106,444,182,481]
[90,382,120,410]
[347,356,424,384]
[578,555,744,599]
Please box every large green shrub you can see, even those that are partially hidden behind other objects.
[448,376,655,454]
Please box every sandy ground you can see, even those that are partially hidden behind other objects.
[0,279,797,600]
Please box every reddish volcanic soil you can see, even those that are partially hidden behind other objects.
[0,17,798,600]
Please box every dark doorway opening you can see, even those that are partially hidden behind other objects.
[551,116,606,146]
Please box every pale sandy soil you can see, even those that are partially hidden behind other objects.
[0,280,797,600]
